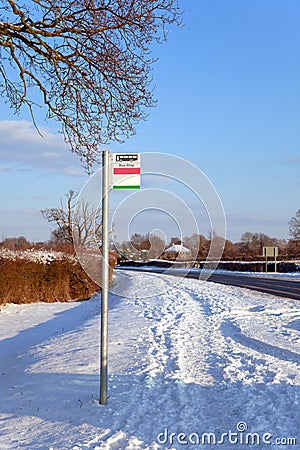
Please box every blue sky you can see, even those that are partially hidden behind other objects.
[0,0,299,243]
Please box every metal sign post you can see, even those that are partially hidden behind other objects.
[99,152,140,405]
[262,246,278,273]
[100,150,110,405]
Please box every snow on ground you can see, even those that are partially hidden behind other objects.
[119,264,300,279]
[0,271,300,450]
[210,268,300,279]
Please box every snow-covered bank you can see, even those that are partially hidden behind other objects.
[211,268,300,279]
[0,271,300,449]
[118,264,300,279]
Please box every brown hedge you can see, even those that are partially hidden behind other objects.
[0,256,112,305]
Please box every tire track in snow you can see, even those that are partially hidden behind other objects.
[2,271,300,450]
[130,275,214,385]
[104,273,298,448]
[93,274,218,448]
[182,280,300,385]
[59,272,300,449]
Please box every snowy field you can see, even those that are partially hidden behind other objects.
[0,270,300,449]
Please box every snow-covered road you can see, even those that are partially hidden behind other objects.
[0,271,299,449]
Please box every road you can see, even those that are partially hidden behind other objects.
[117,266,300,300]
[205,272,300,300]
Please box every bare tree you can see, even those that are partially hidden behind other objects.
[1,235,30,249]
[116,232,165,260]
[289,209,300,240]
[147,233,165,259]
[240,232,254,246]
[41,190,102,246]
[0,0,180,168]
[130,232,166,259]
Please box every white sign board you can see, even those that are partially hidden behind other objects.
[263,246,278,257]
[112,154,141,189]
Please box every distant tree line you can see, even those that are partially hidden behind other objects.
[115,230,299,261]
[113,208,300,261]
[1,204,299,260]
[1,230,299,260]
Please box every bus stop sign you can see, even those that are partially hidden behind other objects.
[112,153,141,189]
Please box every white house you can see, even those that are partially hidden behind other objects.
[163,243,191,260]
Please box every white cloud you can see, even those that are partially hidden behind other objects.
[0,165,11,171]
[282,155,300,165]
[0,120,85,176]
[58,167,86,177]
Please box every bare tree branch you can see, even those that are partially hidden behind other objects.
[41,189,102,245]
[289,209,300,240]
[0,0,181,169]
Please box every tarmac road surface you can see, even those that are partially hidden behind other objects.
[203,272,300,301]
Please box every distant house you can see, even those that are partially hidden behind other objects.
[163,243,191,260]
